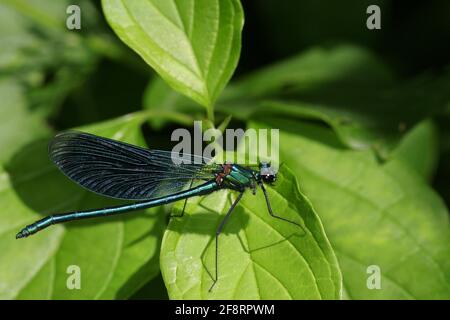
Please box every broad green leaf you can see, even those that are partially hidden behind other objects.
[255,100,379,151]
[160,166,342,299]
[251,119,450,299]
[222,46,394,101]
[389,119,439,181]
[102,0,244,114]
[0,113,165,299]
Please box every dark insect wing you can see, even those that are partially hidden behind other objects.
[49,131,221,200]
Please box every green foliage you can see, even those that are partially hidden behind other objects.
[390,119,439,181]
[102,0,244,120]
[141,46,450,159]
[251,120,450,299]
[0,114,165,299]
[160,166,341,299]
[1,0,450,301]
[0,0,101,116]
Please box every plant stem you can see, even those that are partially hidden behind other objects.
[207,105,215,125]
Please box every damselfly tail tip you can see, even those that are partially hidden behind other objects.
[16,228,29,239]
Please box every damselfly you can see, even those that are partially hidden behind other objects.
[16,131,303,290]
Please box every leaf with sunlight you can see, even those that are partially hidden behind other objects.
[250,119,450,299]
[102,0,244,118]
[160,166,342,299]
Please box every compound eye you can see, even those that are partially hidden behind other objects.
[262,174,276,183]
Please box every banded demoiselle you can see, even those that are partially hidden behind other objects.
[16,131,303,290]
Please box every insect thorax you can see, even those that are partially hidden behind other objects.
[221,165,255,190]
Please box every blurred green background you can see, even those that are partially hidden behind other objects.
[1,0,449,299]
[3,0,449,198]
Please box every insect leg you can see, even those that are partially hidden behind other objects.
[259,183,306,234]
[170,178,195,218]
[209,190,244,292]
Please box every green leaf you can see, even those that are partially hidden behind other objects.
[223,46,394,100]
[251,119,450,299]
[255,100,380,151]
[0,113,165,299]
[160,166,342,299]
[102,0,244,114]
[389,119,439,181]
